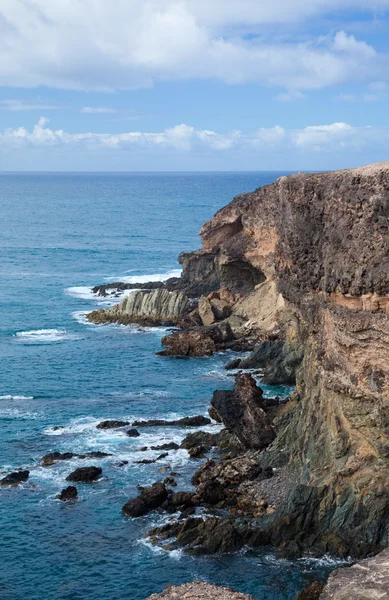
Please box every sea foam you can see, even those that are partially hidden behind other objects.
[14,329,77,344]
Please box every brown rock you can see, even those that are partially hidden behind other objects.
[145,581,254,599]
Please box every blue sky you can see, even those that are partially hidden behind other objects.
[0,0,389,171]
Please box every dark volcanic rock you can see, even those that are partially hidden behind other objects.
[126,428,140,437]
[296,582,325,600]
[41,452,76,466]
[96,420,130,429]
[158,323,234,357]
[150,443,179,451]
[188,446,207,458]
[134,453,169,464]
[122,482,169,517]
[57,486,78,502]
[208,406,222,423]
[211,374,275,449]
[66,466,102,483]
[133,416,211,428]
[0,470,30,486]
[41,451,111,466]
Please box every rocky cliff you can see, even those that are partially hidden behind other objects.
[189,163,389,557]
[90,162,389,560]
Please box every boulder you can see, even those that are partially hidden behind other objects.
[0,470,30,486]
[150,443,179,451]
[41,452,75,466]
[188,446,207,458]
[122,482,169,517]
[198,296,215,326]
[158,323,234,357]
[66,466,102,483]
[57,486,78,502]
[211,374,275,449]
[126,428,140,437]
[96,420,130,429]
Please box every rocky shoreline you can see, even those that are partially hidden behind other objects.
[49,162,388,598]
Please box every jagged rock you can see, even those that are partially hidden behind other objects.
[41,452,76,466]
[96,420,130,429]
[149,516,248,554]
[211,374,275,449]
[208,406,222,422]
[158,323,234,357]
[122,482,169,517]
[225,358,242,370]
[66,466,102,483]
[133,416,211,428]
[126,428,140,437]
[0,470,30,486]
[170,491,197,508]
[209,298,232,320]
[57,486,78,502]
[87,288,190,326]
[41,450,111,466]
[145,581,254,600]
[134,452,169,464]
[188,446,207,458]
[296,582,324,600]
[198,296,215,326]
[150,443,179,451]
[320,548,389,599]
[180,431,215,450]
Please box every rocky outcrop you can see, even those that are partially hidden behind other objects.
[0,470,29,486]
[122,483,169,517]
[87,288,190,326]
[319,548,389,599]
[57,486,78,501]
[66,466,102,483]
[158,322,235,357]
[41,451,111,466]
[145,582,254,600]
[96,420,130,429]
[132,416,211,428]
[211,374,275,450]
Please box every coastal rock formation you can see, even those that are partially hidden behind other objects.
[57,486,78,501]
[186,162,389,558]
[145,582,254,600]
[320,548,389,599]
[0,470,30,486]
[66,466,102,483]
[87,288,190,326]
[132,416,211,428]
[122,482,169,517]
[211,374,275,450]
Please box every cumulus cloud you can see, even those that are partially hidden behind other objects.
[0,0,386,91]
[1,117,387,156]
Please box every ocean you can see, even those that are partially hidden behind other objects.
[0,172,337,600]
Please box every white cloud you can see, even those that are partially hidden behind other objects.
[0,99,60,111]
[1,117,387,157]
[81,107,117,114]
[0,1,385,91]
[368,80,388,91]
[275,91,305,102]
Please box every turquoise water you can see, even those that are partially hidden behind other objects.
[0,173,336,599]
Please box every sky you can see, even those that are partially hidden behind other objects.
[0,0,389,171]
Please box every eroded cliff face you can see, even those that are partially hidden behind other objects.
[192,163,389,556]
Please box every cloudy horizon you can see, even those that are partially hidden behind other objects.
[0,1,389,170]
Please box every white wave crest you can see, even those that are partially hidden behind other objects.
[116,268,182,284]
[15,329,77,344]
[0,395,34,401]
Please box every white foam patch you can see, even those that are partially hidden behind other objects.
[15,329,78,344]
[112,269,182,284]
[0,408,38,420]
[0,395,34,401]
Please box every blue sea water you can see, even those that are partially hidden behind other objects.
[0,173,337,600]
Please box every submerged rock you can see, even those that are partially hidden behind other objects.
[133,416,211,428]
[211,374,275,449]
[126,428,140,437]
[96,420,130,429]
[66,466,102,483]
[41,451,111,466]
[0,470,30,486]
[122,482,169,517]
[57,486,78,502]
